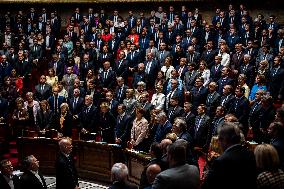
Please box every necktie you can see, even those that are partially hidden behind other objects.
[54,96,58,113]
[73,98,77,109]
[118,60,122,69]
[196,117,202,132]
[104,71,108,80]
[41,85,44,93]
[146,62,151,74]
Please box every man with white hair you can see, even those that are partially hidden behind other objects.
[109,163,137,189]
[55,137,79,189]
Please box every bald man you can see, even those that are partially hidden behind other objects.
[55,137,79,189]
[145,164,161,189]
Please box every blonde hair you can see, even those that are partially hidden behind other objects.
[254,144,280,171]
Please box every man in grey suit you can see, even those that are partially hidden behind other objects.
[157,42,171,66]
[152,141,200,189]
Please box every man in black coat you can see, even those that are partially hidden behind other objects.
[115,104,132,148]
[228,86,250,134]
[79,95,98,136]
[0,159,21,189]
[34,75,52,101]
[20,155,47,189]
[56,137,79,189]
[202,122,257,189]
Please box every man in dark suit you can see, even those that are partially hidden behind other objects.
[152,142,200,189]
[190,78,208,113]
[127,44,141,69]
[228,86,250,134]
[15,53,32,80]
[30,38,43,61]
[56,137,79,189]
[68,88,84,122]
[182,102,195,132]
[106,91,119,117]
[79,53,94,81]
[239,54,255,87]
[99,61,116,91]
[48,54,64,81]
[115,104,132,148]
[109,163,137,189]
[191,104,211,152]
[113,51,128,81]
[269,56,284,99]
[0,159,21,189]
[144,52,160,89]
[154,111,172,143]
[79,95,98,135]
[34,75,52,101]
[108,32,120,54]
[202,123,257,189]
[219,84,235,113]
[115,77,128,104]
[200,41,216,68]
[206,82,221,118]
[47,86,66,114]
[21,155,47,189]
[98,45,113,67]
[210,55,223,82]
[217,66,234,95]
[167,97,184,124]
[72,7,82,24]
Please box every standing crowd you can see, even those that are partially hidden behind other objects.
[0,3,284,189]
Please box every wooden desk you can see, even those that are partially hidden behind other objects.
[17,137,150,185]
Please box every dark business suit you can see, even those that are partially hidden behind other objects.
[210,64,223,82]
[20,170,47,189]
[55,152,78,189]
[167,105,184,124]
[47,95,66,113]
[99,69,116,89]
[202,144,257,189]
[36,109,52,130]
[190,86,208,111]
[34,83,52,101]
[79,104,98,133]
[228,96,250,132]
[152,163,200,189]
[0,173,21,189]
[217,77,234,95]
[269,66,284,99]
[192,114,211,150]
[113,59,129,81]
[219,94,235,113]
[144,59,160,89]
[200,49,217,68]
[206,91,221,118]
[68,97,84,117]
[115,85,128,103]
[115,113,132,147]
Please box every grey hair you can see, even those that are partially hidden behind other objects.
[157,111,167,119]
[174,117,187,132]
[22,155,35,170]
[111,163,129,182]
